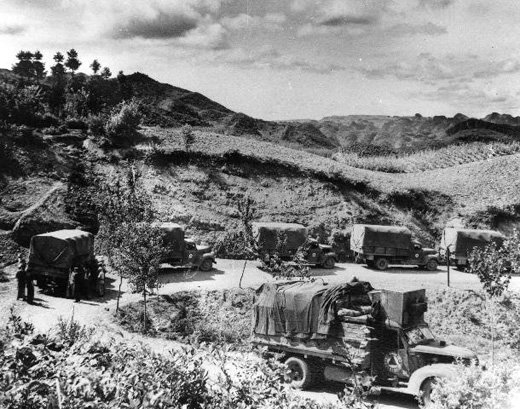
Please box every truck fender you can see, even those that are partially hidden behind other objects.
[324,252,339,262]
[202,253,216,263]
[406,363,457,396]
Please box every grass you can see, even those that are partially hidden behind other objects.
[332,141,520,173]
[116,289,254,348]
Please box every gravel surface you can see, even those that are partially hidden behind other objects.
[2,259,519,408]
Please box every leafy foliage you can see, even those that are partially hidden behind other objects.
[104,98,142,144]
[423,361,520,409]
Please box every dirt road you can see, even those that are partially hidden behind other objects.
[2,260,519,408]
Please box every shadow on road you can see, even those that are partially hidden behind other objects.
[362,266,441,275]
[158,267,225,284]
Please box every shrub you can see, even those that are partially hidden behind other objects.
[65,116,88,130]
[104,98,142,143]
[423,361,520,409]
[87,114,106,136]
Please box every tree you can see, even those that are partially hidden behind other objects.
[90,59,101,75]
[181,124,195,152]
[65,49,81,74]
[12,50,34,80]
[95,166,166,324]
[100,66,112,80]
[49,52,67,115]
[32,50,46,82]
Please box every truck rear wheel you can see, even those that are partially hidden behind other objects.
[285,356,313,390]
[322,257,335,269]
[199,258,213,272]
[375,258,389,271]
[426,259,438,271]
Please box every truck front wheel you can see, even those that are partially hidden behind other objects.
[285,356,313,389]
[375,258,389,271]
[420,378,437,407]
[426,259,438,271]
[199,258,213,272]
[322,257,335,269]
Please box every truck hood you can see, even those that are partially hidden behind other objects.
[411,341,477,359]
[423,248,437,255]
[196,245,212,254]
[319,244,333,251]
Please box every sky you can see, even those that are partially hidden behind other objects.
[2,0,520,121]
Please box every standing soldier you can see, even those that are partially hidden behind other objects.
[26,270,34,304]
[72,266,83,303]
[15,254,26,300]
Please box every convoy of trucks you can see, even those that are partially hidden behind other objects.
[350,224,440,271]
[251,279,477,403]
[252,222,338,269]
[440,228,505,270]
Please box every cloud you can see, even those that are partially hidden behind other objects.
[213,46,346,74]
[292,0,386,26]
[221,13,286,31]
[0,24,25,35]
[113,12,198,39]
[385,22,447,36]
[357,53,520,84]
[418,0,457,9]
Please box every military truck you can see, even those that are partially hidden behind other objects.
[351,224,439,271]
[252,222,338,269]
[157,223,215,271]
[251,279,477,404]
[440,228,505,271]
[27,229,105,297]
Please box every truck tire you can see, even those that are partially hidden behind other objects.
[285,356,313,390]
[425,259,438,271]
[375,258,389,271]
[322,257,335,269]
[199,258,213,272]
[420,378,437,407]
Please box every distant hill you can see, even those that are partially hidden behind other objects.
[294,113,520,151]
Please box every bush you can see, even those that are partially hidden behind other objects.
[104,98,142,143]
[424,361,520,409]
[87,114,106,136]
[65,116,88,130]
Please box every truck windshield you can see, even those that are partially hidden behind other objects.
[405,326,435,346]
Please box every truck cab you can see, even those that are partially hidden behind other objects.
[303,239,337,269]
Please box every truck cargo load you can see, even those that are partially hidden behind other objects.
[253,279,374,340]
[28,229,94,271]
[252,222,308,251]
[351,224,411,254]
[157,222,185,254]
[440,228,505,257]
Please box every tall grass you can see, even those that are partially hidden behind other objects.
[332,141,520,173]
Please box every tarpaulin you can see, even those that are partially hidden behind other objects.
[28,229,94,270]
[252,222,307,251]
[350,224,411,253]
[252,279,374,339]
[440,228,505,256]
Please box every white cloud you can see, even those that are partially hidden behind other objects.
[221,13,286,31]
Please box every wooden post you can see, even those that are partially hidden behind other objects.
[446,247,451,287]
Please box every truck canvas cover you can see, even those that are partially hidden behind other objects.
[28,229,94,270]
[157,223,185,253]
[350,224,411,253]
[252,222,307,251]
[253,279,374,340]
[441,228,505,256]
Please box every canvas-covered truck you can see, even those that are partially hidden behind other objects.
[252,222,338,268]
[440,228,505,271]
[251,279,477,404]
[27,229,105,297]
[158,222,215,271]
[351,224,439,271]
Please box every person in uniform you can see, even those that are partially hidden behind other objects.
[26,269,34,304]
[15,254,26,300]
[72,266,83,303]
